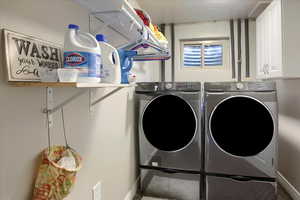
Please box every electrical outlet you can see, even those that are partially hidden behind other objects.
[92,181,102,200]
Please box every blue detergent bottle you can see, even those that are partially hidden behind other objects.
[117,49,137,84]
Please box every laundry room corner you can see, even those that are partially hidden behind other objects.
[2,0,300,200]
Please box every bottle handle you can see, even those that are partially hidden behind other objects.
[127,56,134,71]
[77,32,99,48]
[112,50,121,68]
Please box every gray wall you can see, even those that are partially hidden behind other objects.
[163,20,256,82]
[277,79,300,195]
[0,0,160,199]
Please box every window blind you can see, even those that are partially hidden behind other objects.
[183,45,202,67]
[204,45,223,66]
[183,44,223,67]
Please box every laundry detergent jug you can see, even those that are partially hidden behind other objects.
[118,49,137,84]
[96,34,121,84]
[64,24,101,83]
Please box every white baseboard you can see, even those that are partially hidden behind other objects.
[124,177,140,200]
[278,171,300,200]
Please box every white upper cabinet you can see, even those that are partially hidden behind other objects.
[256,0,300,79]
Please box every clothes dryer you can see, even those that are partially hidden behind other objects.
[204,82,278,200]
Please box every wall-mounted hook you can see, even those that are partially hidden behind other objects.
[46,87,54,128]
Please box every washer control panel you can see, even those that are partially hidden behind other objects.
[136,82,201,92]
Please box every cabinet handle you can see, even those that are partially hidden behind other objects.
[263,64,270,75]
[263,64,267,75]
[266,64,270,75]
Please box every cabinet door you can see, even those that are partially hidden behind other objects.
[256,6,273,79]
[256,0,282,79]
[268,0,282,77]
[256,12,267,79]
[263,6,272,78]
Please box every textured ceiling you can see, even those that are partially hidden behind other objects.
[136,0,271,24]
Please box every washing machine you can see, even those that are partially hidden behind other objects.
[136,82,203,172]
[204,82,278,200]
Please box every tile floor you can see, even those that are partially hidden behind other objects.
[140,184,292,200]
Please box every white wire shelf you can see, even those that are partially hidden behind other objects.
[90,0,170,58]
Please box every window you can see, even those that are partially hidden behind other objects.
[181,39,229,69]
[183,45,202,67]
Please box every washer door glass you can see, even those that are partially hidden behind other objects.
[142,95,197,152]
[210,96,274,157]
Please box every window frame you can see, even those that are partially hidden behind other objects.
[180,39,230,70]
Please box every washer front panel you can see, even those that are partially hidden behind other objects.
[137,91,202,172]
[142,94,197,152]
[205,91,278,178]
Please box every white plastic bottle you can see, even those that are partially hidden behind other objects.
[96,34,121,84]
[64,24,101,83]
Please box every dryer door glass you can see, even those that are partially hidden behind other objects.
[210,96,274,157]
[142,95,197,152]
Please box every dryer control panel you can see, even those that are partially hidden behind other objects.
[204,82,276,92]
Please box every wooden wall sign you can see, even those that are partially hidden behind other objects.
[3,29,63,81]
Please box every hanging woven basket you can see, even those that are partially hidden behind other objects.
[32,146,82,200]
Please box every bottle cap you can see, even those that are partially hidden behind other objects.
[68,24,79,30]
[96,34,107,42]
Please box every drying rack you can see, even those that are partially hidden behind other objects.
[89,0,171,61]
[122,38,170,61]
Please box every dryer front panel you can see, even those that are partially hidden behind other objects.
[205,92,278,178]
[210,96,274,157]
[138,92,202,171]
